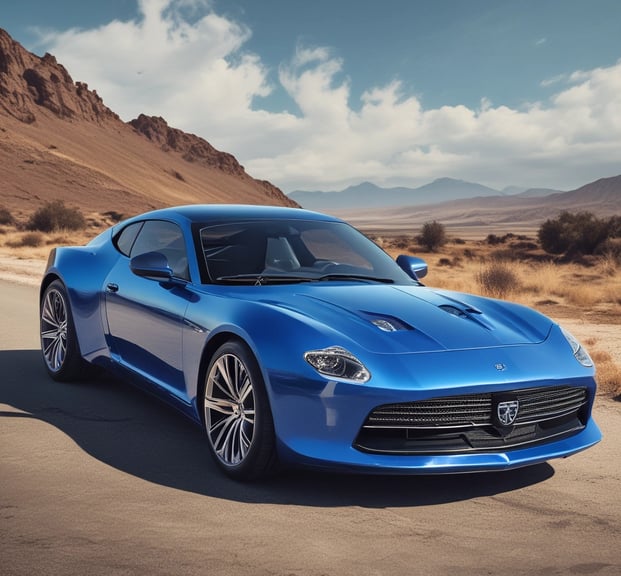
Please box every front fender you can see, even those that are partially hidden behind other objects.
[181,290,362,421]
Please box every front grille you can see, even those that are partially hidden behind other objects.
[355,386,588,454]
[365,394,492,429]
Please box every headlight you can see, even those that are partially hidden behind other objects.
[560,327,593,368]
[304,346,371,382]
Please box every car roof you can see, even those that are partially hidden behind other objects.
[129,204,341,225]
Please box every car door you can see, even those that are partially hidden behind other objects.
[104,219,191,396]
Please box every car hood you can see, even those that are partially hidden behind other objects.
[257,283,554,354]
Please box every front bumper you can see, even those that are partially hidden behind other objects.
[266,343,601,474]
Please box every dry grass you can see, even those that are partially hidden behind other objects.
[385,237,621,319]
[0,219,105,259]
[3,231,47,248]
[590,349,621,398]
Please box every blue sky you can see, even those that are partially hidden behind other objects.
[3,0,621,193]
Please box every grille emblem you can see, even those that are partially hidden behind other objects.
[497,400,519,426]
[495,363,507,371]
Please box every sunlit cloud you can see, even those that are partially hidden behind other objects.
[37,0,621,192]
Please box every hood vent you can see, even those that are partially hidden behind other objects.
[439,305,469,318]
[360,312,412,332]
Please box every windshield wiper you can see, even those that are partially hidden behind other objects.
[216,273,396,285]
[317,274,394,284]
[216,274,314,285]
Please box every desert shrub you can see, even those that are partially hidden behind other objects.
[486,233,518,245]
[27,200,86,232]
[393,235,410,250]
[103,210,125,223]
[486,234,505,245]
[417,221,447,252]
[538,211,614,256]
[0,205,13,225]
[19,232,44,247]
[477,262,520,299]
[6,231,45,248]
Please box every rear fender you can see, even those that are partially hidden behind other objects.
[42,238,120,362]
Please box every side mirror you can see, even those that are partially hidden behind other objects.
[130,251,174,281]
[396,255,428,280]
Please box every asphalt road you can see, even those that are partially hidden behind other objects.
[1,280,620,576]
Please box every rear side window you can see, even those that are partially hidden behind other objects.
[114,222,143,256]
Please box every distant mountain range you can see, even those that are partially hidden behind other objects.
[336,175,621,234]
[288,178,563,211]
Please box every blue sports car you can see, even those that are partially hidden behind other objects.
[40,205,601,480]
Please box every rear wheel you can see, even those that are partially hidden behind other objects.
[40,280,85,381]
[203,340,277,480]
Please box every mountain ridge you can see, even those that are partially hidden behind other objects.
[336,175,621,233]
[288,178,557,211]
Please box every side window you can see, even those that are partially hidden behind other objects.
[131,220,190,281]
[114,222,143,257]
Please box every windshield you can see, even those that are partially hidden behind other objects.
[198,219,413,285]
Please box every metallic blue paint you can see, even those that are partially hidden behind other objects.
[41,204,601,476]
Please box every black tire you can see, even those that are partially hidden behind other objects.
[40,280,85,381]
[203,340,277,480]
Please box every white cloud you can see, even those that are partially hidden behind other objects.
[38,0,621,192]
[540,73,567,88]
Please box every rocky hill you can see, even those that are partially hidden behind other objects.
[0,27,296,221]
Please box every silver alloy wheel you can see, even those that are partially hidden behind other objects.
[204,353,256,466]
[41,287,68,372]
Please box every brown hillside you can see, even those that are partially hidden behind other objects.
[551,175,621,210]
[0,28,297,222]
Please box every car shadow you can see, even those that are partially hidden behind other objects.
[0,349,555,507]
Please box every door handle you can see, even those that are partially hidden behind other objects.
[106,283,119,293]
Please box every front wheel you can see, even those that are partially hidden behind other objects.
[40,280,85,381]
[203,340,277,480]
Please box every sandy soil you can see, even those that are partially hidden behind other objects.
[0,254,46,286]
